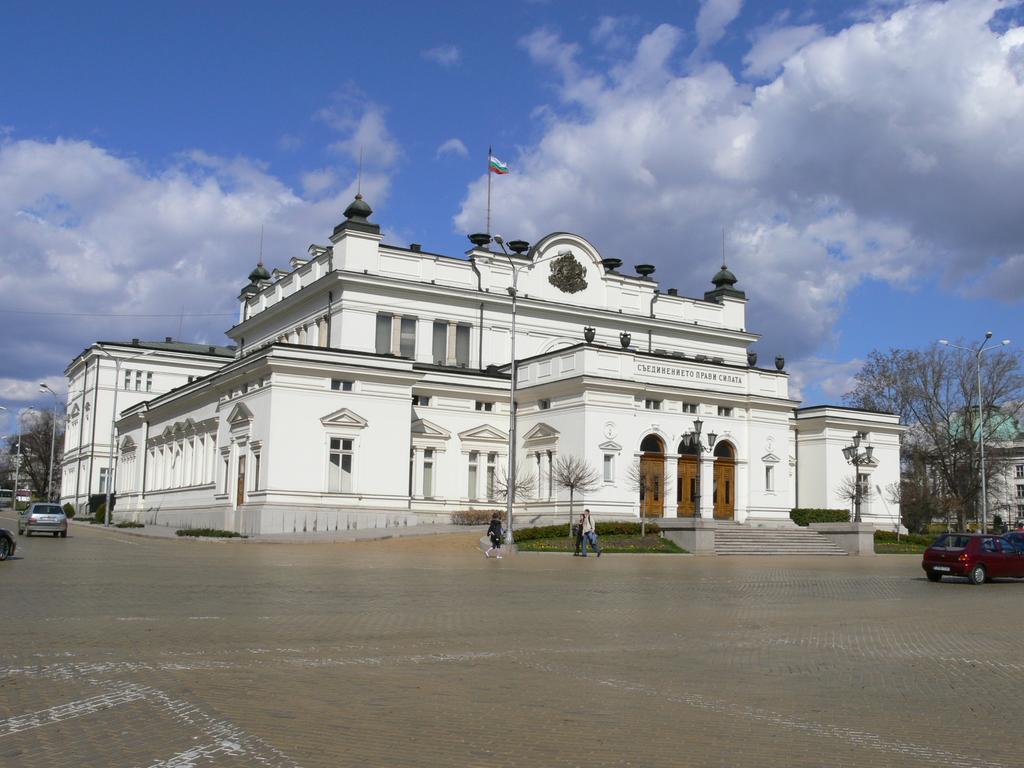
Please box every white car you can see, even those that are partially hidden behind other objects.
[18,503,68,538]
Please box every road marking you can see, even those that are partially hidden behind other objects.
[0,684,146,737]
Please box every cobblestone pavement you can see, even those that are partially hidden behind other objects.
[2,513,1022,767]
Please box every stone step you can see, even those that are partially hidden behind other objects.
[713,526,849,556]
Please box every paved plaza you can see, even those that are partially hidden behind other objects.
[1,514,1022,768]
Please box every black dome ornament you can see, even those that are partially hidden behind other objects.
[704,260,746,302]
[248,260,270,284]
[334,193,380,236]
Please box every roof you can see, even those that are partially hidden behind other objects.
[96,340,236,357]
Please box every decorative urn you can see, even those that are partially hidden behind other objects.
[619,332,631,349]
[775,355,785,371]
[584,327,596,344]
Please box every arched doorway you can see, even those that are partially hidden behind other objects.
[712,441,736,520]
[676,438,698,517]
[639,434,665,518]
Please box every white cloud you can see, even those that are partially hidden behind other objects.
[0,376,66,402]
[324,105,401,168]
[787,358,863,403]
[301,168,336,196]
[742,23,822,79]
[457,1,1024,368]
[0,138,392,407]
[693,0,744,61]
[436,138,469,159]
[422,44,461,67]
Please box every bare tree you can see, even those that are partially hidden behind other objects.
[3,410,64,499]
[626,458,674,536]
[845,343,1024,531]
[551,455,601,536]
[492,465,536,503]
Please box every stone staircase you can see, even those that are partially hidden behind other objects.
[714,523,849,556]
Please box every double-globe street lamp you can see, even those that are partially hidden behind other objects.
[5,406,38,509]
[95,347,155,525]
[938,332,1012,533]
[469,232,530,546]
[841,432,874,524]
[38,384,60,502]
[685,419,717,518]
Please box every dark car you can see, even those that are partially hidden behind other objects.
[0,528,15,560]
[922,533,1024,584]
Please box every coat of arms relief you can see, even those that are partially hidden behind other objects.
[548,251,588,294]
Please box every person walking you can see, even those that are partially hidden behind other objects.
[485,512,504,559]
[573,512,585,556]
[580,509,601,557]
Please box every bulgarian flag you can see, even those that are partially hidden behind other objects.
[488,153,509,175]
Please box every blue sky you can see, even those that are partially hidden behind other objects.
[1,0,1022,431]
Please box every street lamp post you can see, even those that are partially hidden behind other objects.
[474,233,530,546]
[689,419,717,518]
[95,347,156,526]
[841,432,874,524]
[939,332,1011,533]
[10,407,37,510]
[39,384,60,502]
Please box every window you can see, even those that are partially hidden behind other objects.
[455,323,470,367]
[1017,485,1024,499]
[476,401,494,412]
[135,370,143,391]
[399,316,417,358]
[123,370,131,390]
[1016,465,1024,479]
[644,399,662,410]
[468,451,479,499]
[375,313,393,354]
[681,402,698,413]
[538,399,551,410]
[486,452,497,499]
[98,467,111,494]
[603,454,614,482]
[423,449,435,497]
[432,320,447,364]
[252,452,261,491]
[412,395,430,406]
[328,437,353,493]
[223,456,230,494]
[331,379,353,391]
[765,465,775,492]
[718,406,733,417]
[431,320,471,366]
[146,372,153,392]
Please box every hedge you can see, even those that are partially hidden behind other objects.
[790,508,849,526]
[514,522,660,541]
[874,530,936,548]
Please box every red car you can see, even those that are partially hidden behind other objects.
[922,533,1024,584]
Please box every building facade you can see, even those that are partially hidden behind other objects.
[61,194,903,533]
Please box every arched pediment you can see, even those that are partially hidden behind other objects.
[321,407,368,429]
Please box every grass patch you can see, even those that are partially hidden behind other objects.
[516,533,685,554]
[114,521,145,528]
[874,530,932,554]
[175,528,246,538]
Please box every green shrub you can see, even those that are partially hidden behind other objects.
[514,521,659,541]
[874,530,936,548]
[94,503,107,524]
[450,509,495,525]
[175,528,245,538]
[115,521,144,528]
[790,508,849,526]
[62,503,76,519]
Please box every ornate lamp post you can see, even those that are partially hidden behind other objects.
[938,333,1011,533]
[10,407,37,508]
[689,418,717,518]
[841,433,874,524]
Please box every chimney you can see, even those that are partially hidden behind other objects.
[410,243,422,252]
[208,346,216,353]
[666,288,678,296]
[131,338,140,346]
[165,336,173,343]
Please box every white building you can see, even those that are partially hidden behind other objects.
[61,339,234,513]
[62,194,903,534]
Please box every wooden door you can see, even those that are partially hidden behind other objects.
[676,456,698,517]
[713,457,734,520]
[640,454,664,518]
[236,455,246,507]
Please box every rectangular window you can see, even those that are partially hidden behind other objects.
[123,370,131,390]
[252,453,261,492]
[432,320,448,364]
[331,379,353,391]
[98,467,110,494]
[375,313,393,355]
[135,370,143,391]
[475,401,494,412]
[423,448,434,497]
[538,398,551,410]
[489,454,500,499]
[765,465,774,492]
[547,450,554,498]
[1016,465,1024,479]
[1017,485,1024,499]
[681,403,697,414]
[455,323,471,367]
[603,454,614,482]
[328,437,354,493]
[399,316,417,358]
[146,372,153,392]
[468,451,478,500]
[223,457,230,494]
[412,395,430,406]
[644,399,662,410]
[718,406,733,417]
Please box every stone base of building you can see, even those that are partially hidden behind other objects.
[658,518,718,555]
[808,522,876,555]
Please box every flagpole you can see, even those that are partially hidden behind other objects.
[486,145,492,237]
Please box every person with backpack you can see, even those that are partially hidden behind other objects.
[485,512,504,559]
[580,509,601,557]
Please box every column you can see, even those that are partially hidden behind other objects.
[411,447,423,498]
[698,456,714,519]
